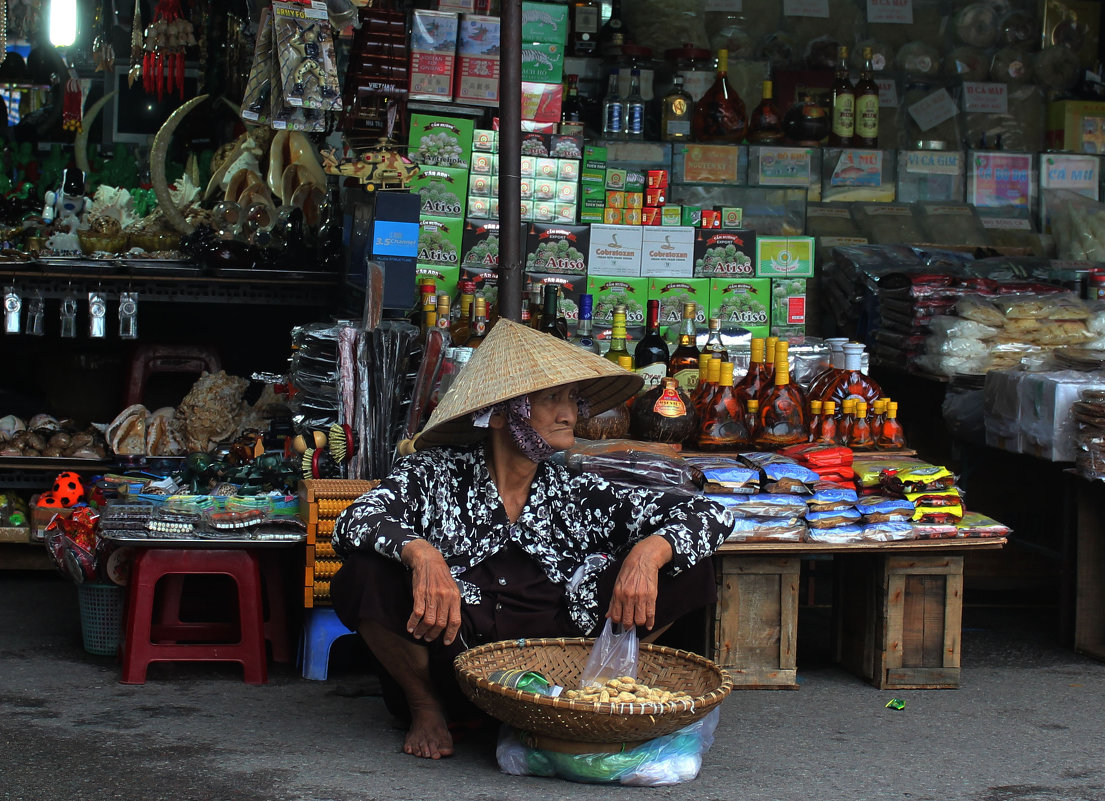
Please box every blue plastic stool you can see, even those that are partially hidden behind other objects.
[299,607,357,680]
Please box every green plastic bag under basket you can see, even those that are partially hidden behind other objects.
[77,582,125,657]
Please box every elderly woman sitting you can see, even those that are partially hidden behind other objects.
[332,319,730,760]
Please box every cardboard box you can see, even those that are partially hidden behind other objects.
[588,224,642,277]
[648,278,709,331]
[1047,100,1105,154]
[555,181,578,204]
[411,165,468,219]
[521,1,569,43]
[603,208,623,224]
[584,145,608,171]
[521,43,564,83]
[770,278,807,335]
[1016,371,1105,462]
[642,208,662,226]
[410,10,458,101]
[472,129,497,151]
[554,203,576,223]
[710,278,770,338]
[681,205,702,227]
[623,208,643,225]
[605,168,627,190]
[525,271,586,328]
[460,219,528,269]
[415,264,461,298]
[756,236,815,278]
[693,229,756,277]
[467,195,490,218]
[641,226,695,278]
[662,206,682,226]
[587,275,649,331]
[455,15,501,106]
[624,192,644,209]
[520,81,563,123]
[417,215,463,266]
[526,223,589,274]
[408,114,475,169]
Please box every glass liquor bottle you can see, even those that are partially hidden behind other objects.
[763,336,779,385]
[599,0,629,56]
[848,401,876,450]
[467,297,489,348]
[821,342,882,412]
[635,298,670,393]
[571,0,600,56]
[704,317,729,361]
[692,49,747,144]
[560,74,585,136]
[667,301,701,393]
[745,399,761,443]
[452,281,475,346]
[747,80,784,144]
[436,295,451,342]
[829,45,855,147]
[854,46,879,148]
[693,354,720,420]
[661,74,694,143]
[755,340,808,448]
[602,69,625,139]
[626,68,646,140]
[816,401,839,445]
[420,298,437,343]
[574,294,600,353]
[808,337,849,402]
[808,399,822,442]
[870,397,887,439]
[605,305,631,364]
[539,283,567,339]
[528,282,544,329]
[733,337,770,409]
[698,361,752,450]
[630,377,698,444]
[876,401,906,450]
[838,398,856,445]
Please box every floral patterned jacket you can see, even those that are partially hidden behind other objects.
[332,445,731,633]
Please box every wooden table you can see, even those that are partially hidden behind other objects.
[713,537,1007,690]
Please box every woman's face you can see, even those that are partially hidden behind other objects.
[527,383,580,451]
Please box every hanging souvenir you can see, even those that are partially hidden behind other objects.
[91,0,115,72]
[241,6,273,125]
[3,286,20,334]
[26,293,44,336]
[60,291,79,338]
[273,1,341,112]
[128,0,143,87]
[118,292,138,339]
[143,0,196,100]
[88,291,107,339]
[62,71,82,132]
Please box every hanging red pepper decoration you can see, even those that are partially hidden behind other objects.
[142,0,196,100]
[62,72,83,133]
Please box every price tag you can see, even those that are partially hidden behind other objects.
[1040,154,1099,197]
[907,88,957,132]
[905,150,961,176]
[877,78,898,108]
[705,0,743,11]
[783,0,829,17]
[979,216,1031,231]
[962,82,1008,114]
[757,147,812,186]
[867,0,913,24]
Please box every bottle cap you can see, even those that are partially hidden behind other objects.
[618,355,634,370]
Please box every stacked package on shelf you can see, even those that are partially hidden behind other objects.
[468,131,582,224]
[778,443,854,484]
[1072,389,1105,480]
[687,454,807,543]
[520,1,567,132]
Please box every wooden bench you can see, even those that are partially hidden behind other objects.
[712,537,1007,690]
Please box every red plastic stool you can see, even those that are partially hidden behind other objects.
[124,344,222,407]
[153,551,291,663]
[120,549,268,684]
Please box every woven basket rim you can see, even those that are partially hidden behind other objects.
[454,637,734,718]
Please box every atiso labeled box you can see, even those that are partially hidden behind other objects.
[710,278,770,339]
[417,215,464,266]
[527,223,589,274]
[756,236,815,278]
[587,275,649,331]
[648,277,709,330]
[410,165,468,218]
[694,228,756,277]
[408,114,475,169]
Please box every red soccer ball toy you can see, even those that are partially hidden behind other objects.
[50,472,85,507]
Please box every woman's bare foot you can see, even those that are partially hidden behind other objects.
[404,703,454,759]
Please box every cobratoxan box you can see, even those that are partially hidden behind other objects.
[641,226,695,278]
[525,271,585,329]
[756,236,816,278]
[417,215,463,266]
[587,224,643,277]
[709,278,770,339]
[693,229,756,277]
[410,10,459,101]
[408,114,475,169]
[410,165,468,219]
[526,223,589,274]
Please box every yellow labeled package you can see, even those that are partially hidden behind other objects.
[881,465,956,495]
[851,457,928,489]
[905,489,964,523]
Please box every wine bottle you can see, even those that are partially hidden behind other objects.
[829,45,855,147]
[876,401,906,450]
[692,49,747,144]
[598,0,629,57]
[605,304,631,364]
[626,68,645,140]
[661,74,694,142]
[467,297,489,347]
[733,337,770,409]
[703,317,728,361]
[667,301,701,393]
[698,361,752,450]
[571,0,600,57]
[848,400,876,450]
[754,340,808,449]
[854,46,879,148]
[539,283,566,339]
[747,80,784,144]
[634,298,670,393]
[602,69,625,139]
[574,293,600,354]
[560,74,585,136]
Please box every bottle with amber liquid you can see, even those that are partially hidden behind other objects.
[692,49,747,143]
[605,305,631,364]
[821,342,882,413]
[452,281,476,346]
[829,45,855,147]
[436,295,451,342]
[816,401,839,445]
[748,80,784,144]
[630,376,698,444]
[734,337,770,409]
[870,397,887,439]
[698,361,752,450]
[838,398,856,445]
[854,46,879,148]
[467,297,490,348]
[877,401,906,450]
[693,354,721,421]
[755,341,808,448]
[808,337,849,404]
[668,301,701,392]
[745,399,761,443]
[848,400,876,450]
[560,75,585,136]
[763,336,779,385]
[808,399,822,442]
[661,74,694,142]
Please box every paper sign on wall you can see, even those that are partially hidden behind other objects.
[970,153,1033,207]
[907,88,957,132]
[830,150,883,187]
[963,82,1008,114]
[867,0,913,24]
[783,0,829,17]
[877,78,899,108]
[1040,154,1099,196]
[906,150,961,176]
[757,148,813,186]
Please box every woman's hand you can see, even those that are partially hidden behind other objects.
[401,539,462,645]
[607,536,673,631]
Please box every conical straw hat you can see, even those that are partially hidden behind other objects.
[413,318,643,450]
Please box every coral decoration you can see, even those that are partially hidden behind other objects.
[142,0,196,100]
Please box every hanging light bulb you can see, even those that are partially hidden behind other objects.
[49,0,79,48]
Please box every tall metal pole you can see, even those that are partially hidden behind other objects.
[497,0,523,322]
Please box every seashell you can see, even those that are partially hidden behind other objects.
[0,415,26,437]
[280,163,314,205]
[225,168,264,204]
[290,182,324,228]
[267,130,291,198]
[28,413,60,432]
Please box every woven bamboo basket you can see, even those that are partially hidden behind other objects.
[454,637,733,744]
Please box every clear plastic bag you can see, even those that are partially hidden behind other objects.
[927,315,1000,340]
[580,620,638,688]
[496,708,720,786]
